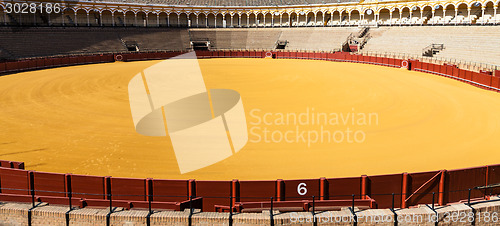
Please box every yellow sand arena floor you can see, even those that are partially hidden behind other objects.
[0,58,499,180]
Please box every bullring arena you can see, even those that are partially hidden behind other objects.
[1,0,500,225]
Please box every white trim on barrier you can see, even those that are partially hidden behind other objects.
[265,52,273,58]
[115,54,123,61]
[401,60,409,69]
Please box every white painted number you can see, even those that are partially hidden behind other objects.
[297,183,307,196]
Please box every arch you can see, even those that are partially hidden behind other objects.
[264,12,272,27]
[401,7,411,25]
[136,11,147,27]
[206,13,216,28]
[363,8,375,25]
[178,12,188,27]
[280,12,289,27]
[198,13,207,28]
[350,9,360,26]
[330,10,341,26]
[445,4,456,19]
[100,9,113,26]
[124,11,135,27]
[168,12,178,27]
[378,8,391,25]
[305,11,315,26]
[114,11,125,26]
[188,13,197,27]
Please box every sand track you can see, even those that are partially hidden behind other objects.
[0,58,499,180]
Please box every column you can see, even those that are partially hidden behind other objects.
[481,7,485,25]
[87,12,90,26]
[467,8,471,24]
[231,14,233,27]
[62,10,65,26]
[177,14,180,27]
[431,10,435,25]
[399,10,402,26]
[314,13,317,26]
[157,14,160,27]
[264,14,266,27]
[134,13,137,27]
[272,14,274,27]
[420,10,423,25]
[454,8,457,25]
[206,15,208,27]
[196,15,199,28]
[112,12,115,26]
[123,13,126,27]
[247,15,249,27]
[389,10,392,26]
[167,13,170,27]
[74,11,77,26]
[322,13,325,26]
[239,14,241,27]
[494,6,497,24]
[442,10,446,25]
[280,14,282,27]
[99,12,102,26]
[145,14,148,27]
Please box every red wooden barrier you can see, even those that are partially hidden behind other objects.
[19,60,30,70]
[196,181,231,212]
[368,174,403,209]
[237,51,243,57]
[487,164,500,194]
[238,180,275,203]
[0,168,29,195]
[35,59,44,69]
[44,58,53,68]
[405,171,441,207]
[61,57,70,65]
[465,70,473,81]
[33,171,66,197]
[52,57,62,66]
[151,179,189,202]
[447,167,488,203]
[0,62,5,73]
[110,177,146,201]
[282,179,320,201]
[70,174,106,200]
[327,177,361,200]
[491,76,500,89]
[314,52,321,59]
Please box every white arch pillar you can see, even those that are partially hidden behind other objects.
[442,9,446,25]
[238,14,241,27]
[481,7,485,25]
[494,5,497,24]
[74,11,77,26]
[454,8,458,25]
[230,14,233,27]
[112,12,115,26]
[420,10,423,25]
[157,14,160,27]
[87,12,90,27]
[280,14,282,27]
[134,13,137,27]
[467,8,471,24]
[177,14,180,27]
[389,10,393,26]
[196,14,199,28]
[431,10,435,25]
[123,13,126,27]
